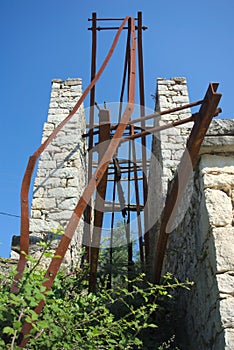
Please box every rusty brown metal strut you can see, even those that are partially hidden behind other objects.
[12,15,134,295]
[17,16,137,347]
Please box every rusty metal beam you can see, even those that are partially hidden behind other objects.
[88,26,148,31]
[89,109,110,292]
[153,83,222,284]
[84,99,204,135]
[118,19,131,121]
[137,11,149,266]
[128,99,204,126]
[12,14,134,297]
[88,17,138,21]
[131,125,144,266]
[103,202,144,212]
[17,16,137,347]
[120,108,224,144]
[84,12,97,263]
[123,115,196,143]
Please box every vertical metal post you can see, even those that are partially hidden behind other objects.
[127,127,133,289]
[118,19,131,121]
[85,12,97,262]
[89,109,111,292]
[137,12,149,267]
[131,125,144,267]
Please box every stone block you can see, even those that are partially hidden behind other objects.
[32,210,42,219]
[35,177,65,189]
[58,198,77,210]
[49,101,58,108]
[49,210,73,221]
[56,108,70,114]
[38,160,56,170]
[51,82,61,89]
[32,186,44,198]
[64,78,82,86]
[43,122,54,131]
[67,178,79,187]
[51,167,78,179]
[40,151,52,161]
[225,329,234,350]
[217,272,234,295]
[200,156,234,174]
[220,297,234,328]
[172,95,189,104]
[32,198,56,210]
[200,136,234,154]
[212,227,234,272]
[204,189,232,227]
[47,187,78,199]
[161,150,172,159]
[203,173,234,189]
[30,218,59,233]
[206,119,234,136]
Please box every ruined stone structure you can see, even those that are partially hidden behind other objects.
[11,78,87,265]
[149,78,234,350]
[5,77,234,349]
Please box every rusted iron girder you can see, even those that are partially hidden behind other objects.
[153,82,222,284]
[89,109,110,293]
[12,15,133,296]
[17,16,137,347]
[83,99,205,140]
[131,125,144,266]
[88,26,148,31]
[85,12,97,262]
[121,107,222,144]
[137,11,149,267]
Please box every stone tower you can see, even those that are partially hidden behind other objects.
[11,78,87,265]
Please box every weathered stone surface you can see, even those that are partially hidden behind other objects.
[203,173,234,189]
[200,155,234,171]
[32,198,56,210]
[57,198,77,210]
[225,329,234,350]
[49,210,73,221]
[31,209,42,219]
[204,189,232,227]
[47,187,78,199]
[7,78,87,266]
[217,272,234,295]
[220,297,234,328]
[206,119,234,136]
[30,218,59,233]
[200,136,234,154]
[200,120,234,154]
[213,228,234,272]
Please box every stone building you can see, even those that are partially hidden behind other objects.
[149,78,234,350]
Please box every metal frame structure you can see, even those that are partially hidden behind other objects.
[10,13,222,347]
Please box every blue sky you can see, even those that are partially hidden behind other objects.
[0,0,233,257]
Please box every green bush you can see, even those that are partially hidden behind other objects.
[0,241,192,349]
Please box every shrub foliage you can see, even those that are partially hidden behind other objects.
[0,240,192,349]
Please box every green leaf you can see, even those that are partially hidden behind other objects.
[3,326,15,335]
[13,320,22,330]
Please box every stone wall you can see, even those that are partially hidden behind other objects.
[149,78,234,349]
[11,78,87,266]
[148,77,193,273]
